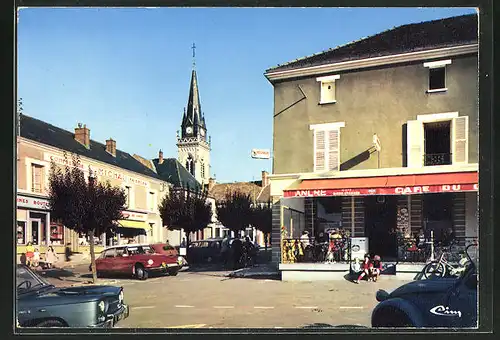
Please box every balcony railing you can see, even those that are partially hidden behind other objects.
[424,153,452,166]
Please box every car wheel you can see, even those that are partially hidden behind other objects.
[35,319,66,327]
[168,269,179,276]
[372,307,414,328]
[135,264,148,280]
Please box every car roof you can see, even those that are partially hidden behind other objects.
[102,244,152,251]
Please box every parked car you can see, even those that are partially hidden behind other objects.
[16,264,129,328]
[371,244,477,328]
[92,244,181,280]
[187,239,223,264]
[149,243,187,268]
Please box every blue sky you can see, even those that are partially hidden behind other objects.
[17,7,476,183]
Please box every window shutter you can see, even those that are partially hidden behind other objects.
[314,130,326,172]
[327,129,340,171]
[452,116,469,164]
[406,120,424,168]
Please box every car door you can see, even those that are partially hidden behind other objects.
[444,271,478,328]
[97,248,116,272]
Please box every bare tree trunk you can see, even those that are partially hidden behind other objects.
[89,229,97,284]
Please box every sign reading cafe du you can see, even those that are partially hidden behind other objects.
[284,184,479,198]
[44,153,149,187]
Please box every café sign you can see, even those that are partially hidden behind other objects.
[284,183,478,198]
[17,195,49,210]
[121,211,147,222]
[45,153,149,187]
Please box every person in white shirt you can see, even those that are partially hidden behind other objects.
[300,231,310,247]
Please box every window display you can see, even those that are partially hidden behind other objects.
[50,223,64,245]
[17,221,26,244]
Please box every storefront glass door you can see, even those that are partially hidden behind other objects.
[30,219,41,245]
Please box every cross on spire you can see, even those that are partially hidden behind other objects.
[191,43,196,69]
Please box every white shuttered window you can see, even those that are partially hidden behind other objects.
[313,128,341,172]
[452,116,469,164]
[406,120,424,168]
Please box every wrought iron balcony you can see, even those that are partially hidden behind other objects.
[424,153,451,166]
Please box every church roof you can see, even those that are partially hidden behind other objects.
[152,157,202,191]
[181,69,207,131]
[266,14,477,74]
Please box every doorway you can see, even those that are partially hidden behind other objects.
[364,196,398,259]
[30,219,41,245]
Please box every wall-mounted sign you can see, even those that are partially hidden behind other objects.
[45,153,149,187]
[121,211,147,222]
[251,149,271,159]
[17,195,49,210]
[284,183,478,198]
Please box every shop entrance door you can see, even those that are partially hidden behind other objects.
[30,219,41,246]
[364,196,398,259]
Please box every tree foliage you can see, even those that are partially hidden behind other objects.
[48,155,126,283]
[159,185,213,243]
[250,201,272,249]
[216,190,253,237]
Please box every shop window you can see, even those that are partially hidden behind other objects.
[31,164,45,193]
[50,223,64,245]
[17,221,26,244]
[423,193,453,242]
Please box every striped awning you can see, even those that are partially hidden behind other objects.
[117,220,152,231]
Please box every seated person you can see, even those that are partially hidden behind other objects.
[370,255,383,282]
[354,254,372,284]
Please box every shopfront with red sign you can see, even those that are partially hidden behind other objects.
[280,170,478,262]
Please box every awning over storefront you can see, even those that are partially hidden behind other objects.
[118,220,152,231]
[283,171,478,198]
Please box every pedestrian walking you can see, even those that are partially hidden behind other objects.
[33,248,40,268]
[45,246,59,269]
[231,238,243,269]
[65,243,72,262]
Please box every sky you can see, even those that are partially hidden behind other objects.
[17,7,477,183]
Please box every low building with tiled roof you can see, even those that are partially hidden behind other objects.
[16,114,172,257]
[206,171,271,245]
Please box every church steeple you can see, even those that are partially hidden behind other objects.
[177,43,211,186]
[180,43,207,139]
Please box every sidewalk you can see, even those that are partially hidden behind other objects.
[228,264,280,279]
[36,267,121,287]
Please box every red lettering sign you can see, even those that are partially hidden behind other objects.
[284,183,478,198]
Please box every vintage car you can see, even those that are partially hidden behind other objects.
[149,243,187,267]
[187,239,223,264]
[93,244,181,280]
[371,244,477,328]
[16,264,129,328]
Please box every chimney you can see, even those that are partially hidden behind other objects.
[158,150,164,164]
[261,170,269,187]
[106,138,116,157]
[74,123,90,148]
[208,177,216,191]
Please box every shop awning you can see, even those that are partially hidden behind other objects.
[283,171,478,198]
[117,220,152,231]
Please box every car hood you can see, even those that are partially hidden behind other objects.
[388,278,458,298]
[36,285,121,299]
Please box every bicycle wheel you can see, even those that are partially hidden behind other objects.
[423,261,447,279]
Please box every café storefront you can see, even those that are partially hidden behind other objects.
[273,167,479,280]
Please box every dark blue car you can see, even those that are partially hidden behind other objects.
[371,245,477,328]
[16,265,129,328]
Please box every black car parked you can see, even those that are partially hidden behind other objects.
[371,244,477,328]
[16,265,129,328]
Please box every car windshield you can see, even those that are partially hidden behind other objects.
[16,266,50,294]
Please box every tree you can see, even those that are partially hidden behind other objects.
[159,185,213,249]
[48,155,126,283]
[216,190,253,238]
[250,201,272,251]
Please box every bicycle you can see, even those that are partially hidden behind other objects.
[422,242,473,279]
